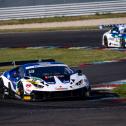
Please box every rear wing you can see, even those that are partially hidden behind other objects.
[0,59,55,67]
[99,24,126,30]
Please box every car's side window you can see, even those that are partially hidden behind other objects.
[10,67,20,82]
[111,27,119,34]
[18,66,25,78]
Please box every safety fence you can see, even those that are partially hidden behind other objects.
[0,0,126,20]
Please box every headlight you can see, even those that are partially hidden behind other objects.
[70,79,75,84]
[76,80,83,86]
[33,84,44,88]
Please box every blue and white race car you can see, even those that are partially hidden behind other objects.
[0,60,90,101]
[100,24,126,48]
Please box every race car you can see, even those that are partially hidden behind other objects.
[100,24,126,48]
[0,60,90,101]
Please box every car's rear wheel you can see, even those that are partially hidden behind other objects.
[8,83,15,99]
[0,78,5,99]
[104,36,108,48]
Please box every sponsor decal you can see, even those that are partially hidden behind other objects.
[26,83,32,88]
[27,80,39,85]
[109,37,114,41]
[26,66,35,69]
[55,86,68,90]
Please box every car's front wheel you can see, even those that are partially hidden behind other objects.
[81,87,91,99]
[85,86,91,97]
[17,81,25,99]
[121,38,126,48]
[103,36,108,48]
[18,82,32,101]
[8,83,15,98]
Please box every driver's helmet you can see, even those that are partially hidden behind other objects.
[12,71,19,78]
[111,26,119,34]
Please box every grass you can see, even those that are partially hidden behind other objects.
[1,47,126,96]
[113,85,126,97]
[0,48,126,72]
[0,13,126,26]
[0,13,125,32]
[0,26,98,33]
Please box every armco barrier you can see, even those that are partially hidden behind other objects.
[0,59,55,67]
[0,0,126,20]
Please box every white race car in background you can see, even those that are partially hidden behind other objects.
[0,60,90,101]
[100,24,126,48]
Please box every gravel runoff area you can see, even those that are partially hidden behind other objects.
[0,17,126,30]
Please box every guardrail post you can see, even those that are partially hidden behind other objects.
[12,61,16,67]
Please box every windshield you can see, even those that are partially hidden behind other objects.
[26,66,73,78]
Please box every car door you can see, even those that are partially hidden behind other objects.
[108,28,120,47]
[9,67,21,90]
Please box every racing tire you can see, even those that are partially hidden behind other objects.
[0,78,5,99]
[81,87,91,99]
[84,86,91,98]
[18,82,32,101]
[8,83,15,99]
[84,90,90,98]
[121,38,126,48]
[103,36,108,48]
[18,81,25,99]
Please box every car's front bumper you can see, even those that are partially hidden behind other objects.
[30,87,89,100]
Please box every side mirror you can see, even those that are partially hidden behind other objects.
[77,70,82,76]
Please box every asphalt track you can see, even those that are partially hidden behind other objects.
[0,30,105,48]
[1,61,126,126]
[1,30,126,126]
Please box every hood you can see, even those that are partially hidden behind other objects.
[41,74,70,84]
[24,74,70,85]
